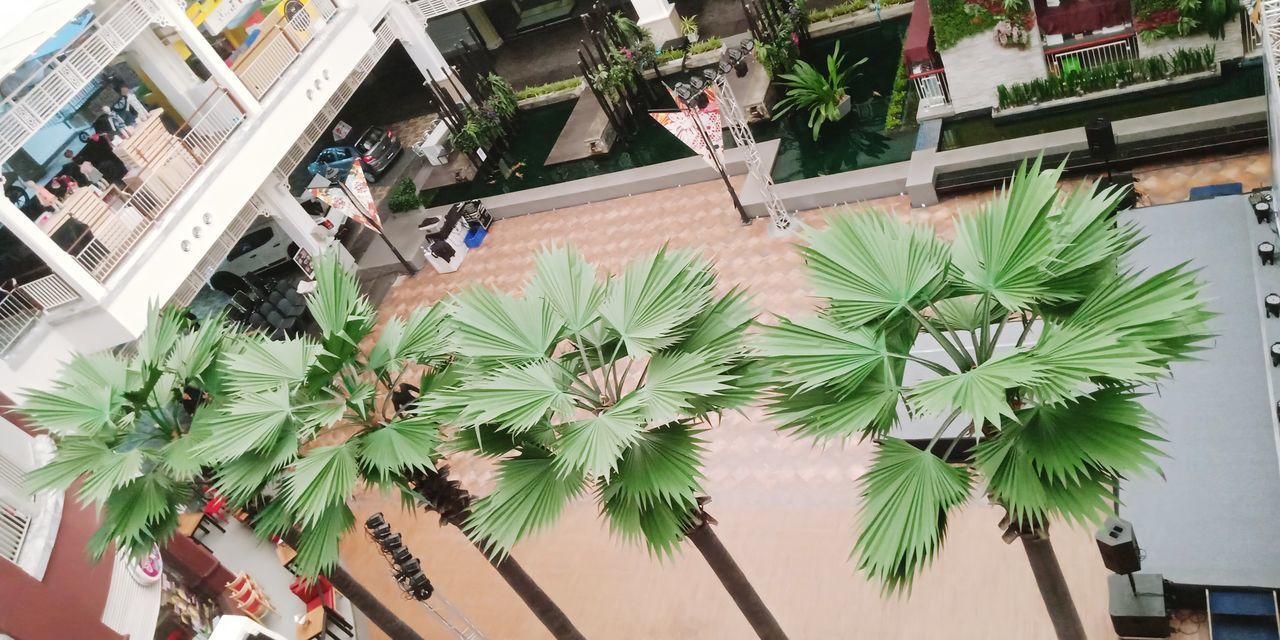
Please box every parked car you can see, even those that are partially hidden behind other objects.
[307,126,402,183]
[217,219,299,279]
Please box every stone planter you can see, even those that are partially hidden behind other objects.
[835,94,852,119]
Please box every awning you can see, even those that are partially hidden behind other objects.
[1034,0,1132,36]
[903,0,935,67]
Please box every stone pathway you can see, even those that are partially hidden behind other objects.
[341,150,1263,640]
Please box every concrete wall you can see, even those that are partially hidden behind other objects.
[940,27,1048,113]
[1136,23,1246,63]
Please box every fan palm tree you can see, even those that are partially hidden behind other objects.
[18,305,426,640]
[428,246,789,639]
[757,159,1212,640]
[191,253,586,640]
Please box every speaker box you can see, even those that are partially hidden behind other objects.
[1097,516,1141,575]
[1087,117,1116,158]
[1109,574,1169,638]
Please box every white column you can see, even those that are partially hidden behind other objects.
[257,181,355,268]
[632,0,683,44]
[0,198,106,303]
[155,2,262,116]
[123,29,205,120]
[464,6,504,51]
[388,2,452,83]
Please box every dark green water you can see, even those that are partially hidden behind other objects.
[423,18,914,205]
[938,60,1265,151]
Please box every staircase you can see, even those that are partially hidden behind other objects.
[1208,589,1280,640]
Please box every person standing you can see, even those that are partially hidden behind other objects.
[25,180,58,211]
[112,82,147,127]
[60,150,88,185]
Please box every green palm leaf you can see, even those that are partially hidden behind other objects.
[76,447,144,506]
[526,246,607,333]
[767,371,901,441]
[165,315,227,384]
[196,386,295,462]
[598,484,694,557]
[602,423,704,510]
[357,414,440,483]
[221,337,317,395]
[801,211,950,328]
[135,305,187,371]
[20,383,121,435]
[929,295,1005,332]
[284,444,359,528]
[553,408,644,479]
[466,451,587,555]
[670,288,756,361]
[906,352,1040,428]
[308,252,375,345]
[1063,265,1213,363]
[974,429,1115,529]
[757,316,888,393]
[210,430,299,506]
[291,501,356,578]
[89,472,188,560]
[60,351,129,394]
[450,287,563,360]
[853,438,972,593]
[367,304,451,372]
[633,351,733,424]
[446,361,576,432]
[600,246,715,356]
[949,158,1061,309]
[1024,324,1164,404]
[1041,180,1135,298]
[26,435,117,496]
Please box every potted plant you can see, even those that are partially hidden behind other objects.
[771,42,865,140]
[681,15,700,42]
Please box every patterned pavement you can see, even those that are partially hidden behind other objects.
[339,151,1263,640]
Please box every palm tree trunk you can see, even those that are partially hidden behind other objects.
[327,564,426,640]
[1020,534,1087,640]
[473,541,588,640]
[687,522,790,640]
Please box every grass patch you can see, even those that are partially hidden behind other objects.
[657,48,686,64]
[688,36,724,55]
[514,77,583,101]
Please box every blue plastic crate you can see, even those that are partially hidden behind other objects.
[464,225,488,248]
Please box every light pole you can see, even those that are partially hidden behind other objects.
[670,77,751,225]
[671,41,794,233]
[325,172,418,276]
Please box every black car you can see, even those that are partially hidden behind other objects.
[353,126,403,180]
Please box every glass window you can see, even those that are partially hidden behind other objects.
[228,226,273,261]
[355,129,384,153]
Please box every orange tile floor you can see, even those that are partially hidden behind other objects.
[341,151,1262,639]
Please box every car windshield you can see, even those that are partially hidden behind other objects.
[355,129,384,152]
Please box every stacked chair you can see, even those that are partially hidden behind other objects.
[226,572,276,623]
[225,279,308,339]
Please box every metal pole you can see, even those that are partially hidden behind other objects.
[714,73,794,232]
[673,87,750,224]
[337,180,418,276]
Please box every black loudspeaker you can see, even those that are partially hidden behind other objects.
[1086,117,1116,158]
[1096,516,1141,575]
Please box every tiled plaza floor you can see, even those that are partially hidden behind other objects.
[339,151,1263,640]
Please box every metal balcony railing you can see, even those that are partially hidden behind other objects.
[67,89,246,282]
[0,273,82,356]
[910,67,951,108]
[0,0,158,163]
[1044,32,1139,75]
[232,0,340,99]
[408,0,488,21]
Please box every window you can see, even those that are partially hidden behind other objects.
[227,227,274,262]
[355,129,384,153]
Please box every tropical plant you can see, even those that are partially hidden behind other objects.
[451,105,503,155]
[884,59,913,131]
[514,77,583,102]
[808,0,869,24]
[680,14,700,35]
[994,46,1215,109]
[758,159,1212,640]
[388,176,422,213]
[427,246,790,640]
[189,253,588,640]
[18,306,427,640]
[688,35,724,55]
[773,42,866,140]
[930,0,999,49]
[486,73,519,120]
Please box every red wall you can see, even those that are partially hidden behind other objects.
[0,403,124,640]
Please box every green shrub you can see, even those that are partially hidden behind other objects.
[1134,0,1237,39]
[656,48,686,64]
[387,177,422,213]
[995,45,1215,109]
[808,0,868,23]
[930,0,1000,50]
[688,36,723,55]
[884,58,912,131]
[514,77,583,101]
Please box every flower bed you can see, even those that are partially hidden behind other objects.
[995,45,1215,109]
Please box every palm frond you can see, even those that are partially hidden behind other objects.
[26,434,117,496]
[135,304,187,372]
[195,386,295,462]
[767,371,901,441]
[308,252,376,346]
[602,423,704,510]
[20,383,121,435]
[906,352,1039,428]
[357,414,440,484]
[599,246,715,356]
[853,438,972,593]
[444,361,576,432]
[210,430,299,506]
[1063,265,1214,364]
[367,304,451,372]
[757,316,887,393]
[450,287,563,359]
[59,351,129,394]
[165,314,227,385]
[973,427,1115,530]
[283,444,360,528]
[929,295,1005,332]
[670,287,756,361]
[801,211,950,328]
[466,451,586,556]
[89,472,189,560]
[633,351,733,424]
[553,408,644,479]
[220,337,318,395]
[291,501,356,579]
[526,246,607,333]
[949,158,1061,309]
[598,484,695,558]
[1023,324,1164,404]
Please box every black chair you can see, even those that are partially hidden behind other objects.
[267,310,296,335]
[276,298,305,318]
[246,312,267,328]
[230,291,257,312]
[210,271,254,297]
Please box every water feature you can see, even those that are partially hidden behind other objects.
[421,18,914,205]
[938,59,1265,151]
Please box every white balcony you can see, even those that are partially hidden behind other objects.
[231,0,341,99]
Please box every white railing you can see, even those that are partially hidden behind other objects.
[274,24,396,180]
[911,68,950,108]
[0,0,158,163]
[1045,33,1139,75]
[169,196,266,307]
[233,0,339,99]
[0,291,42,356]
[0,496,31,564]
[17,274,79,310]
[408,0,487,22]
[72,90,246,281]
